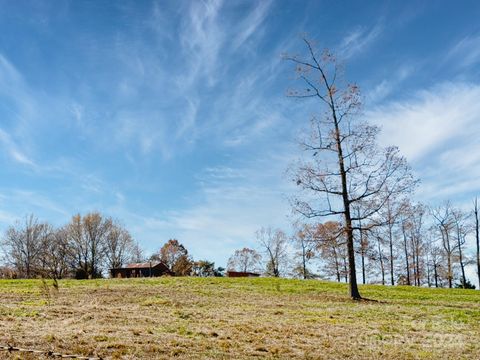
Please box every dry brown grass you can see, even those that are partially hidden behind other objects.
[0,277,479,359]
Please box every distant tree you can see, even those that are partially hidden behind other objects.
[192,260,223,277]
[0,266,17,279]
[172,254,193,276]
[1,215,51,278]
[371,227,387,285]
[454,279,475,289]
[375,197,405,285]
[291,223,317,279]
[40,226,71,279]
[315,221,348,282]
[104,222,135,269]
[475,198,480,289]
[452,208,469,288]
[432,203,457,288]
[256,227,288,277]
[130,242,145,263]
[285,38,417,299]
[227,248,261,273]
[400,211,412,286]
[155,239,193,276]
[66,212,112,279]
[399,202,427,286]
[427,242,446,288]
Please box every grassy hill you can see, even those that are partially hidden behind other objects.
[0,277,479,359]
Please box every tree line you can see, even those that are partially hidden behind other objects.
[0,212,225,279]
[0,213,142,279]
[226,198,480,290]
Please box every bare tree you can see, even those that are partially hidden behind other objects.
[429,243,446,288]
[452,208,468,288]
[105,222,135,269]
[315,221,348,282]
[130,242,145,263]
[66,212,112,278]
[475,198,480,289]
[375,197,405,285]
[256,227,288,277]
[400,211,412,286]
[40,226,71,279]
[410,203,426,286]
[291,223,317,279]
[285,38,417,299]
[67,214,89,278]
[432,203,457,288]
[371,228,386,285]
[226,247,261,273]
[1,215,51,278]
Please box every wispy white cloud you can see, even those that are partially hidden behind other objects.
[179,0,225,87]
[446,34,480,69]
[367,81,480,203]
[338,22,383,59]
[0,128,36,167]
[365,65,414,105]
[113,112,171,159]
[367,82,480,162]
[232,0,272,50]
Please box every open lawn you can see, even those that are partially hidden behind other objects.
[0,277,479,359]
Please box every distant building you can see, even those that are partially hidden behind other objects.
[226,271,260,278]
[110,261,172,278]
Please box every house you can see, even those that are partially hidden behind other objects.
[226,271,260,278]
[110,261,172,278]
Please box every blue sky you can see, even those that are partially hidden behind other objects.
[0,1,480,267]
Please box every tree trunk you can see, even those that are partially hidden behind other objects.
[455,220,466,287]
[426,257,431,287]
[410,234,417,286]
[333,97,361,299]
[402,223,410,286]
[377,240,385,286]
[360,230,366,285]
[302,243,307,280]
[389,225,394,286]
[414,237,421,286]
[446,234,453,289]
[475,198,480,289]
[332,246,341,282]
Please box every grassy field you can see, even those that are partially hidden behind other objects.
[0,278,479,359]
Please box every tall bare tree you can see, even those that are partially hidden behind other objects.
[256,227,288,277]
[371,228,386,285]
[285,38,417,299]
[66,212,112,278]
[1,215,51,278]
[40,226,71,279]
[475,198,480,289]
[452,208,468,287]
[227,247,261,273]
[315,221,348,282]
[105,222,135,269]
[291,223,317,279]
[432,203,457,288]
[375,197,405,285]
